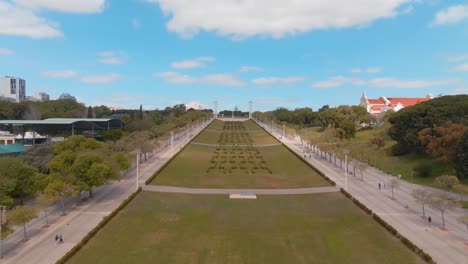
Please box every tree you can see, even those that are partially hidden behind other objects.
[87,106,94,118]
[418,122,468,179]
[456,132,468,180]
[434,175,460,192]
[429,194,458,229]
[389,95,468,154]
[8,206,37,239]
[36,194,53,226]
[43,174,77,214]
[411,189,430,217]
[21,142,55,174]
[357,162,368,181]
[0,157,39,204]
[139,104,143,120]
[458,215,468,232]
[388,179,399,199]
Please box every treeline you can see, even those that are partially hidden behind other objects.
[388,95,468,180]
[255,105,372,139]
[0,103,210,238]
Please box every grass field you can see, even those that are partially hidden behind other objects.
[68,192,424,264]
[150,120,329,188]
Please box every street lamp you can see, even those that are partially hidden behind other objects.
[136,154,140,191]
[343,149,349,191]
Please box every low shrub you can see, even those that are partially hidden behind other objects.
[414,163,433,178]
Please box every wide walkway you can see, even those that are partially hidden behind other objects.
[190,142,282,147]
[1,120,212,264]
[143,185,339,195]
[259,120,468,264]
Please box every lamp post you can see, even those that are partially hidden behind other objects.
[136,154,140,191]
[343,149,349,191]
[0,205,7,262]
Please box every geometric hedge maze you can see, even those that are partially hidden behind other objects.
[206,122,272,174]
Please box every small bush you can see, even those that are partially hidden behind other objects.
[391,143,410,156]
[414,163,433,178]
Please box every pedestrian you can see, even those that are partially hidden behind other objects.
[309,154,311,159]
[378,182,381,190]
[59,234,64,244]
[55,234,59,242]
[428,216,432,225]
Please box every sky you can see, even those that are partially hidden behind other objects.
[0,0,467,112]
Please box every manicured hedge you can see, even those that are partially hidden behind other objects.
[56,187,142,264]
[253,120,336,186]
[145,120,213,184]
[339,188,435,264]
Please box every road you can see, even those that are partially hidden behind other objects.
[257,119,468,264]
[0,119,212,264]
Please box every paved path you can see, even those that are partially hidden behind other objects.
[257,119,468,264]
[190,142,282,147]
[142,185,340,195]
[0,120,213,264]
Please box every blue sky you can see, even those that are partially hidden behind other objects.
[0,0,467,111]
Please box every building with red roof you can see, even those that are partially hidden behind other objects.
[360,92,433,115]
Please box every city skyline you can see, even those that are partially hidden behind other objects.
[0,1,467,111]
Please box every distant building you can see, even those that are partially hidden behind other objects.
[0,76,26,102]
[185,102,204,111]
[360,92,433,115]
[30,92,50,102]
[0,131,16,145]
[58,93,77,101]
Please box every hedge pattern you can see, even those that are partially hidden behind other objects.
[145,120,213,184]
[340,188,435,264]
[56,187,142,264]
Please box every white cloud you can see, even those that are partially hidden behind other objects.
[97,51,126,65]
[312,76,364,88]
[170,57,216,69]
[453,64,468,72]
[42,70,79,78]
[351,67,382,74]
[312,76,457,89]
[448,54,468,62]
[79,73,122,84]
[146,0,413,39]
[43,70,122,84]
[366,67,382,74]
[13,0,106,13]
[0,48,14,55]
[432,5,468,25]
[252,76,305,86]
[240,66,262,72]
[366,78,456,89]
[132,18,140,29]
[154,71,245,87]
[0,2,62,38]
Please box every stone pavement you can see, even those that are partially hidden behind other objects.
[258,120,468,264]
[0,120,212,264]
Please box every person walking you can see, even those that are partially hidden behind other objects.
[428,216,432,225]
[378,183,381,190]
[59,234,64,244]
[55,234,59,243]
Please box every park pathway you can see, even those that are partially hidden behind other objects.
[142,185,339,195]
[257,119,468,264]
[0,119,213,264]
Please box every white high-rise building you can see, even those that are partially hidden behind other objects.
[0,76,26,102]
[30,92,50,102]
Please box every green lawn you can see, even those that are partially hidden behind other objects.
[68,192,424,264]
[151,120,328,188]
